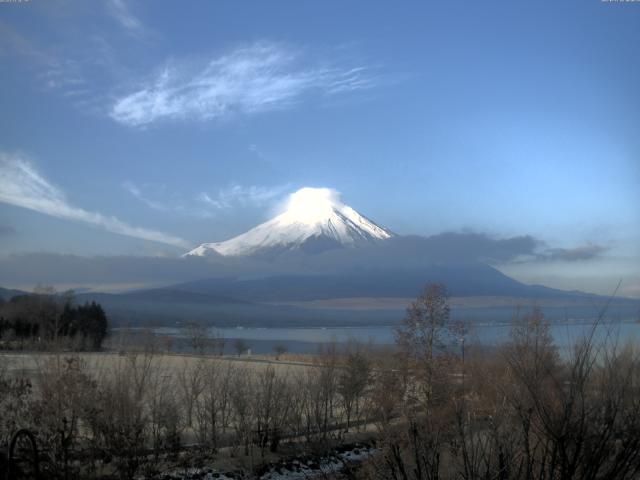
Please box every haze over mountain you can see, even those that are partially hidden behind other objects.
[1,183,637,327]
[186,187,394,257]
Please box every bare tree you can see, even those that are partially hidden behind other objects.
[0,357,33,450]
[146,360,181,462]
[211,329,226,356]
[229,367,254,457]
[194,360,234,451]
[501,308,640,480]
[234,338,249,356]
[88,352,155,479]
[395,283,458,410]
[30,355,96,478]
[177,358,205,428]
[337,349,370,431]
[273,343,288,360]
[302,345,340,451]
[185,322,209,355]
[252,365,292,455]
[370,363,405,429]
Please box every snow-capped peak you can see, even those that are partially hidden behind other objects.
[185,187,394,257]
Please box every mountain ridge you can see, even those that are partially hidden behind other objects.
[185,187,393,257]
[169,263,601,302]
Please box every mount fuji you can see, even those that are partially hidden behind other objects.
[11,187,634,328]
[185,187,394,257]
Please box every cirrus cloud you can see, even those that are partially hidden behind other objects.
[123,180,289,218]
[105,0,143,33]
[110,42,375,127]
[199,183,290,210]
[0,152,190,248]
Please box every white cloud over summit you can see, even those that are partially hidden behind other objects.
[110,42,374,127]
[0,152,189,248]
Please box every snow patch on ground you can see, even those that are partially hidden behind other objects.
[149,443,376,480]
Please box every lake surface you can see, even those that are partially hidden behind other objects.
[122,319,640,354]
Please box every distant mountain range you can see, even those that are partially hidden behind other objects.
[171,263,577,301]
[0,287,25,301]
[84,282,640,327]
[4,262,637,328]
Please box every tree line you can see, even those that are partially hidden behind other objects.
[0,287,108,350]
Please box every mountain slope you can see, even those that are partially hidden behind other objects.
[79,288,250,305]
[170,263,606,302]
[185,187,393,257]
[0,287,27,301]
[107,264,638,326]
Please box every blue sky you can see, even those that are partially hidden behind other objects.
[0,0,638,296]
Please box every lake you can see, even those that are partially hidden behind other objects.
[117,318,640,354]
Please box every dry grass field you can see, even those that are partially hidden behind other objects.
[0,351,315,379]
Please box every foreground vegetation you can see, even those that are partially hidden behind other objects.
[1,284,639,479]
[363,284,640,480]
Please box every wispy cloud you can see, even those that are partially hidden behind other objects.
[105,0,143,32]
[0,152,190,248]
[248,144,266,159]
[122,181,171,212]
[199,184,289,210]
[541,244,608,262]
[123,180,287,217]
[0,21,91,101]
[39,58,86,93]
[110,42,374,127]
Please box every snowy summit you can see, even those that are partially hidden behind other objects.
[185,187,394,257]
